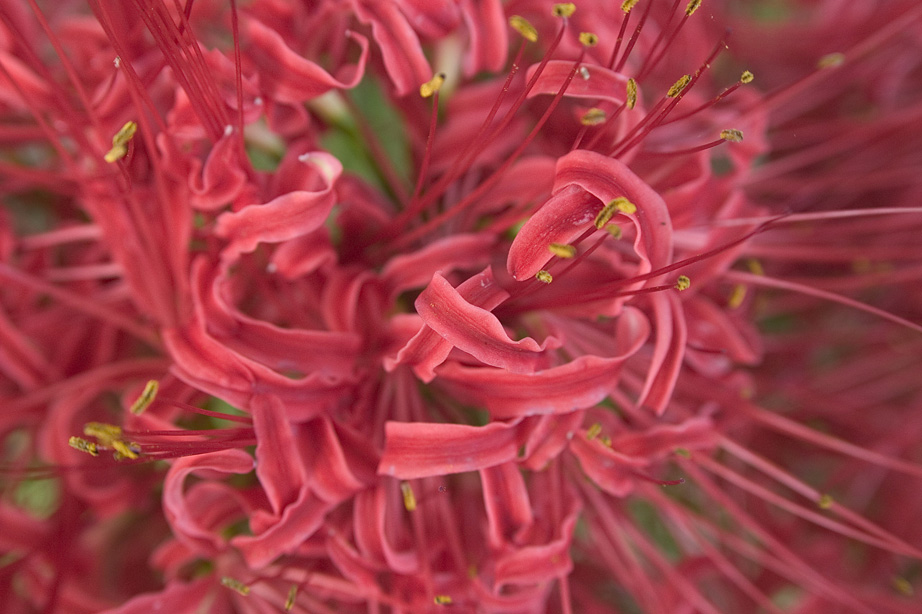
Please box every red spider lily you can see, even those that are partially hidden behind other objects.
[1,0,922,613]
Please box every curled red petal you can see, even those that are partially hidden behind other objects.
[509,150,673,280]
[379,420,530,479]
[637,292,687,414]
[416,273,556,373]
[525,60,628,104]
[245,19,368,103]
[163,450,254,555]
[215,152,341,259]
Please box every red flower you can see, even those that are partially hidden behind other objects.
[1,1,921,612]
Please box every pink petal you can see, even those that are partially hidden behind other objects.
[416,272,556,373]
[163,450,254,555]
[187,131,248,211]
[100,578,212,614]
[637,292,687,414]
[460,0,508,75]
[480,462,535,549]
[353,0,431,95]
[245,19,368,103]
[493,501,580,586]
[300,418,376,503]
[252,395,306,515]
[215,152,341,259]
[525,60,629,104]
[568,435,646,497]
[379,420,530,479]
[508,150,673,281]
[387,268,508,381]
[233,488,335,568]
[381,234,496,298]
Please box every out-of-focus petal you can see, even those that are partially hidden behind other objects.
[379,420,530,479]
[245,20,368,103]
[352,0,431,95]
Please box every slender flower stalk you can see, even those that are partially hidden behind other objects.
[1,1,921,612]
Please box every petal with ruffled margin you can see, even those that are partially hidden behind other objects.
[416,273,558,373]
[525,60,628,104]
[215,152,341,259]
[245,20,368,103]
[379,420,530,479]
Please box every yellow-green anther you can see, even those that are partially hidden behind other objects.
[685,0,702,16]
[668,75,691,98]
[720,129,744,142]
[626,78,638,109]
[740,70,754,84]
[221,577,250,596]
[675,275,691,291]
[69,436,98,457]
[553,3,576,18]
[579,32,599,47]
[401,481,417,511]
[130,379,159,415]
[586,423,602,440]
[536,270,553,283]
[548,243,577,258]
[613,196,637,214]
[420,73,446,98]
[104,121,137,163]
[509,16,538,42]
[622,0,641,12]
[581,108,607,126]
[817,52,845,69]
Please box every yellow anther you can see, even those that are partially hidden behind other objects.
[720,129,744,143]
[740,70,754,84]
[579,32,599,47]
[401,481,417,512]
[613,196,637,215]
[83,422,123,445]
[621,0,641,12]
[285,585,298,611]
[434,595,453,605]
[674,275,691,291]
[581,108,607,126]
[586,423,602,441]
[728,284,747,309]
[552,3,576,18]
[111,440,140,460]
[817,52,845,69]
[420,73,446,98]
[130,379,159,415]
[685,0,702,16]
[626,78,638,109]
[668,75,691,98]
[817,493,834,509]
[606,224,623,239]
[600,435,612,447]
[104,121,138,163]
[594,201,616,229]
[548,243,577,258]
[509,15,538,43]
[68,436,98,457]
[674,447,691,458]
[747,258,764,276]
[536,270,553,284]
[221,577,250,596]
[892,576,914,596]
